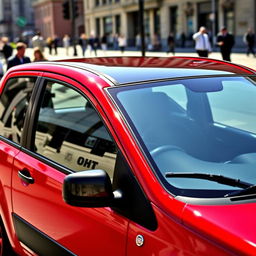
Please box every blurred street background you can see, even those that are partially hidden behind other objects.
[0,0,256,73]
[16,46,256,70]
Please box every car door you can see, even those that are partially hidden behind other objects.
[11,76,128,256]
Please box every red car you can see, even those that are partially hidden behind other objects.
[0,56,256,256]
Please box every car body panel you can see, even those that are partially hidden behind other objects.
[182,203,256,256]
[0,57,255,255]
[127,204,233,256]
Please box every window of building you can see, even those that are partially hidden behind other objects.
[224,9,235,34]
[115,15,121,34]
[95,0,100,7]
[103,16,113,35]
[34,81,118,178]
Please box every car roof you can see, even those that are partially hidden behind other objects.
[11,57,256,86]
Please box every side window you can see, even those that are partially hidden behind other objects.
[0,77,36,144]
[34,81,117,179]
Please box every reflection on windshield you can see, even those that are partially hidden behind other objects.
[111,76,256,198]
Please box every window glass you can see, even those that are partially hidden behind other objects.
[208,78,256,133]
[34,81,117,178]
[109,76,256,198]
[153,84,187,110]
[0,77,36,144]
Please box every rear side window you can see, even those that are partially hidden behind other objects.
[34,81,117,178]
[0,77,36,144]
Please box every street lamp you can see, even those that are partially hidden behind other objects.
[138,0,145,56]
[70,0,78,56]
[211,0,216,50]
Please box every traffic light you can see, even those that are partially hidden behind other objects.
[74,0,79,18]
[62,1,70,20]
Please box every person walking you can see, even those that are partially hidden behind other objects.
[101,33,108,55]
[217,27,235,61]
[180,32,186,48]
[88,32,98,56]
[0,37,13,63]
[243,28,256,57]
[118,34,126,53]
[79,33,87,57]
[193,27,211,57]
[166,32,175,55]
[7,42,31,70]
[53,35,59,55]
[63,34,71,56]
[46,37,53,55]
[32,31,45,52]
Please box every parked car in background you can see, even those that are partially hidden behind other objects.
[0,56,255,256]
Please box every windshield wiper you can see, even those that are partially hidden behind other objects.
[165,172,252,189]
[224,185,256,197]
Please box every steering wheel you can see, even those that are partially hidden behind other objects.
[150,145,184,157]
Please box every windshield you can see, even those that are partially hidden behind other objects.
[109,76,256,198]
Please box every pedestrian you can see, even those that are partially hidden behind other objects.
[33,47,47,62]
[101,33,108,54]
[88,32,98,56]
[166,32,175,55]
[31,31,45,52]
[180,32,186,48]
[152,33,161,51]
[243,28,255,57]
[217,26,235,62]
[113,33,119,50]
[136,33,141,50]
[63,34,71,56]
[118,34,126,53]
[7,42,31,70]
[0,37,13,63]
[79,33,87,57]
[46,37,53,55]
[193,26,211,57]
[53,35,59,55]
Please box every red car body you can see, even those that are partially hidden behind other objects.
[0,57,255,256]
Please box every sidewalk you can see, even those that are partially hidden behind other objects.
[23,46,256,71]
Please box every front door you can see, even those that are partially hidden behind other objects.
[12,77,128,255]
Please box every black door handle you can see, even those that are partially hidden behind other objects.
[18,169,35,184]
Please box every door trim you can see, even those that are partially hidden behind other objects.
[13,213,76,256]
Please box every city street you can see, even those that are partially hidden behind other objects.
[24,46,256,71]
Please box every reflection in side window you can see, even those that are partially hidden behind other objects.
[0,77,36,144]
[34,81,117,179]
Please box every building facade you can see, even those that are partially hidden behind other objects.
[84,0,256,47]
[0,0,35,41]
[33,0,84,40]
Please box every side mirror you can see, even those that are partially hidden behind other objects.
[63,169,119,207]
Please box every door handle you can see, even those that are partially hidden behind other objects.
[18,169,35,184]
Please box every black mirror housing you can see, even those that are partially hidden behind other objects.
[63,169,114,207]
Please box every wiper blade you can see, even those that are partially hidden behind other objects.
[225,185,256,197]
[165,172,252,189]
